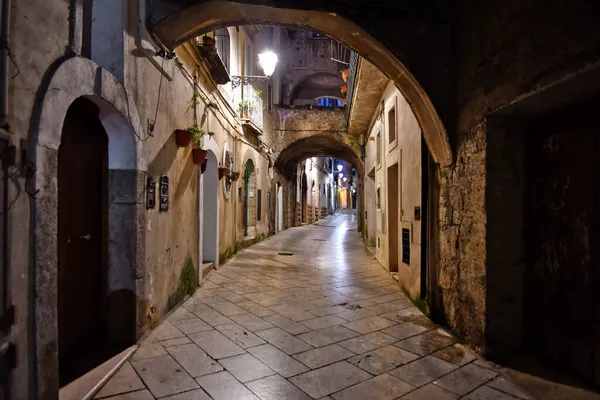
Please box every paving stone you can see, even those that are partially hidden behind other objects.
[461,385,520,399]
[192,305,234,327]
[237,300,278,317]
[147,321,186,341]
[339,331,397,354]
[270,304,317,321]
[162,389,212,399]
[389,355,458,387]
[99,390,154,400]
[247,344,310,377]
[400,383,459,399]
[167,307,198,322]
[196,371,259,400]
[161,337,192,348]
[301,315,347,330]
[215,323,266,348]
[244,292,281,307]
[348,345,419,374]
[255,327,314,355]
[216,290,248,303]
[299,325,361,347]
[188,330,246,359]
[166,343,224,378]
[343,316,396,334]
[381,322,430,340]
[332,373,414,400]
[370,293,408,304]
[264,314,311,334]
[433,343,478,366]
[379,307,424,323]
[395,330,456,356]
[171,318,213,335]
[246,374,312,400]
[230,313,275,332]
[308,305,349,317]
[433,364,498,395]
[335,308,377,322]
[487,377,533,399]
[131,341,168,361]
[293,344,356,369]
[210,301,248,316]
[218,353,276,382]
[94,363,145,399]
[132,354,198,398]
[289,361,372,398]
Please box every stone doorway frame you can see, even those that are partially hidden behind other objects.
[28,57,147,398]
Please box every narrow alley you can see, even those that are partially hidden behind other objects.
[84,211,528,400]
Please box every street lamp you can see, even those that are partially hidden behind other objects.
[343,177,348,182]
[231,50,279,89]
[337,164,343,172]
[339,173,344,178]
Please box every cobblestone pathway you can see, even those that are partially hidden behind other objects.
[95,212,533,400]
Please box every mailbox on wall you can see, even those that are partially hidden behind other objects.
[159,175,169,211]
[146,177,156,209]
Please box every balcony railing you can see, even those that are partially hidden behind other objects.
[238,84,264,134]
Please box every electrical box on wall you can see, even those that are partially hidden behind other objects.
[146,177,156,209]
[414,206,421,220]
[159,175,169,211]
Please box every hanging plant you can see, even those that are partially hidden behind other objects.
[341,69,349,82]
[227,171,240,181]
[218,166,230,180]
[189,125,208,165]
[340,85,347,94]
[341,98,347,106]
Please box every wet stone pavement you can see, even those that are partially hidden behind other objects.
[95,211,533,400]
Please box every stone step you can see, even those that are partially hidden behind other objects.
[202,262,214,278]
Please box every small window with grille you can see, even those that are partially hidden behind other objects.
[402,228,410,265]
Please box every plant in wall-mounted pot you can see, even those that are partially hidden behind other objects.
[202,35,216,47]
[174,128,193,147]
[218,165,230,180]
[200,159,208,174]
[189,125,208,165]
[340,85,347,95]
[228,171,240,181]
[341,69,349,82]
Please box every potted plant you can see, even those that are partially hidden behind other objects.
[202,35,216,47]
[340,85,347,94]
[341,69,349,82]
[341,98,347,106]
[228,171,240,181]
[174,129,193,147]
[189,125,208,164]
[218,166,230,180]
[200,159,208,174]
[238,100,254,118]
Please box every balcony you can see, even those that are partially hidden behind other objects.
[238,84,264,136]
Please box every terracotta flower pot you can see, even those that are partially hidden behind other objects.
[230,172,240,181]
[174,129,192,147]
[218,167,230,180]
[340,85,347,94]
[192,148,208,164]
[341,98,347,106]
[200,159,208,174]
[341,69,349,82]
[242,113,249,119]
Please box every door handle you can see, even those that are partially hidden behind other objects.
[80,234,92,241]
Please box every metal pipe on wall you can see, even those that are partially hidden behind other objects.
[0,0,10,128]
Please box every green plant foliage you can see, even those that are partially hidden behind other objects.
[188,124,205,148]
[168,257,197,309]
[401,286,430,316]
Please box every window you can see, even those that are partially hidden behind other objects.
[402,228,411,264]
[376,131,381,166]
[244,41,252,76]
[215,28,230,73]
[388,105,396,144]
[257,190,262,221]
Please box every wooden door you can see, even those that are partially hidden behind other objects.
[387,164,399,272]
[58,99,108,385]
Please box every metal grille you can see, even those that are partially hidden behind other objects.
[215,28,230,73]
[402,228,411,265]
[331,40,352,64]
[344,51,360,122]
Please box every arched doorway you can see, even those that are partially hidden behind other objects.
[243,160,257,237]
[277,183,283,232]
[202,150,219,265]
[58,98,112,386]
[301,172,308,224]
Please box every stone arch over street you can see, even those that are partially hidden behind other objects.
[147,0,453,167]
[28,56,146,393]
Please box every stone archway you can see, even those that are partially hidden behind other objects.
[29,57,146,397]
[148,0,452,167]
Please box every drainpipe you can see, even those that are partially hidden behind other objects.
[0,0,10,129]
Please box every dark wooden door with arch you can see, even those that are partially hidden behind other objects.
[58,98,109,386]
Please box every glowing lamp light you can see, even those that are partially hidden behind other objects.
[337,164,343,172]
[352,189,356,193]
[339,173,344,178]
[258,51,278,77]
[343,177,348,182]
